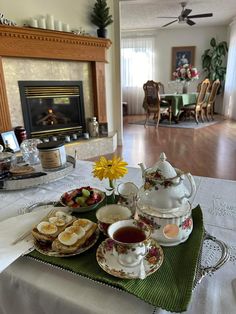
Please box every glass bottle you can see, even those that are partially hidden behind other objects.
[88,117,99,138]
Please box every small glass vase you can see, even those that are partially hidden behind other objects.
[106,179,116,204]
[182,81,190,94]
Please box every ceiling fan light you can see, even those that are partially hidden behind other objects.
[178,18,187,24]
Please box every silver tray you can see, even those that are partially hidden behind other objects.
[0,155,76,191]
[193,230,230,287]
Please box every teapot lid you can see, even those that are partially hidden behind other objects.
[151,152,177,179]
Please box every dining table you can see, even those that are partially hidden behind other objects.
[0,160,235,314]
[161,93,198,117]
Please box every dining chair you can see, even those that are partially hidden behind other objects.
[157,82,172,124]
[196,79,212,93]
[202,79,221,121]
[143,80,161,128]
[157,82,165,94]
[177,78,210,124]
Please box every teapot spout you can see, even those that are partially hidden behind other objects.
[138,162,147,178]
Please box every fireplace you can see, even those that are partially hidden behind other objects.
[0,26,117,160]
[18,81,86,140]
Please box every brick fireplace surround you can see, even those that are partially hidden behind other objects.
[0,25,117,159]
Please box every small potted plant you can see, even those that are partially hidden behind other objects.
[90,0,113,38]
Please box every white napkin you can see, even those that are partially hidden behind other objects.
[0,206,60,273]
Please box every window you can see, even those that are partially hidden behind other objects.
[121,37,155,87]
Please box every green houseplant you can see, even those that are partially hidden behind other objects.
[90,0,113,38]
[201,37,228,92]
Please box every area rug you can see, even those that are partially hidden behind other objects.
[129,117,223,129]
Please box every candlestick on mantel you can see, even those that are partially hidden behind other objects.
[55,20,62,31]
[46,14,54,30]
[29,18,38,28]
[38,17,46,29]
[63,23,70,32]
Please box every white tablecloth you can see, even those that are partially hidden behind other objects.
[0,161,235,314]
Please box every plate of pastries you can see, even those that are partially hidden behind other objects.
[31,210,99,257]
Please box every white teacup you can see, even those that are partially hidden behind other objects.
[96,204,132,235]
[108,219,151,267]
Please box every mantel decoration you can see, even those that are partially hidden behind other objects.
[92,156,128,202]
[90,0,113,38]
[173,64,199,93]
[0,13,16,26]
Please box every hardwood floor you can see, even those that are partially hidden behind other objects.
[89,114,236,181]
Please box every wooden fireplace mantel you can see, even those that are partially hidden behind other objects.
[0,25,112,132]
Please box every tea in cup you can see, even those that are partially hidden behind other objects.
[96,204,132,235]
[108,219,151,267]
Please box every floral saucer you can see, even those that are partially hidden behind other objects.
[96,238,164,279]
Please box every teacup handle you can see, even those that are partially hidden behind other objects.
[113,243,148,267]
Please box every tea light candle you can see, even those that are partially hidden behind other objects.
[72,134,77,140]
[83,133,89,140]
[46,14,54,30]
[38,17,46,29]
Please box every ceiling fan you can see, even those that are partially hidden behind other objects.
[158,2,213,27]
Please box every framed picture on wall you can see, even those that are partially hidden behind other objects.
[171,46,196,79]
[0,130,20,152]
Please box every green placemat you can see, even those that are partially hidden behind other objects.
[28,205,204,313]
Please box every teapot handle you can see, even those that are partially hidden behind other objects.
[184,173,196,200]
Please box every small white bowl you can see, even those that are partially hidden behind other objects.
[96,204,132,235]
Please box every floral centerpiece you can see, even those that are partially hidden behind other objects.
[92,156,128,202]
[173,64,199,81]
[173,64,199,93]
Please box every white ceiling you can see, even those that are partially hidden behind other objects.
[120,0,236,31]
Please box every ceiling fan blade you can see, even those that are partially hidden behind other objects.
[188,13,213,19]
[162,20,178,27]
[157,16,178,19]
[187,19,196,26]
[182,8,192,17]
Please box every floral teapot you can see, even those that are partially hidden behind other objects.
[138,152,196,213]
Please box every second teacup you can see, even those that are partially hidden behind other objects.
[107,219,151,267]
[96,204,132,235]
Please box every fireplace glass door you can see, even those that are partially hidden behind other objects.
[18,81,85,139]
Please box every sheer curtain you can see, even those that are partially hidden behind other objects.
[121,37,155,115]
[223,18,236,119]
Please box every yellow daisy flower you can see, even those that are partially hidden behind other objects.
[93,156,128,182]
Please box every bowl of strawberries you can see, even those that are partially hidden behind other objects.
[60,186,106,213]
